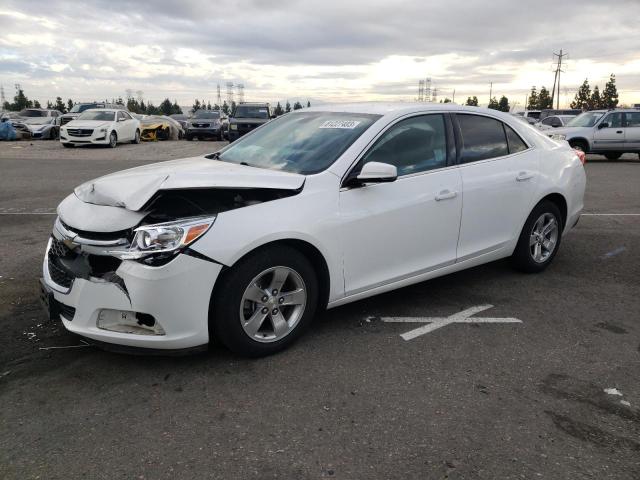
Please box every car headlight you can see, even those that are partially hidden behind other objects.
[550,134,566,141]
[111,216,216,260]
[230,124,238,130]
[98,127,107,133]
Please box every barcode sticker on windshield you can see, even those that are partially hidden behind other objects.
[319,120,361,129]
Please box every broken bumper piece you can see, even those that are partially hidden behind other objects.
[42,243,222,350]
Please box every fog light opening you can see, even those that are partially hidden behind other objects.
[97,309,165,335]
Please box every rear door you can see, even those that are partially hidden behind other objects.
[624,111,640,150]
[454,113,539,260]
[592,112,625,151]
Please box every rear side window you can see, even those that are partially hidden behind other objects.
[458,114,509,163]
[504,125,528,153]
[625,112,640,127]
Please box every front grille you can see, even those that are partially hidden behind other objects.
[47,237,76,288]
[66,128,93,137]
[192,123,210,128]
[60,117,73,125]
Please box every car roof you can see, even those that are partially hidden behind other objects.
[82,108,119,113]
[304,102,471,116]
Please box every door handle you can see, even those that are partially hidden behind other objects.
[435,189,457,201]
[616,130,623,134]
[516,171,534,182]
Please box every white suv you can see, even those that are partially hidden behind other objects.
[549,109,640,160]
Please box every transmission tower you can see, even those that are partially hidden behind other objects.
[424,78,432,102]
[237,83,245,103]
[226,82,234,105]
[216,84,222,106]
[417,79,425,101]
[551,49,568,109]
[0,85,5,107]
[432,87,438,103]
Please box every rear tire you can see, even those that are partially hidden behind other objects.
[210,246,318,357]
[604,152,622,160]
[185,134,193,141]
[511,200,563,273]
[109,131,117,148]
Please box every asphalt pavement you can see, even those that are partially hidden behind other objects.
[0,141,638,479]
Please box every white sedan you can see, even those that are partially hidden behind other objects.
[60,108,140,148]
[41,103,586,356]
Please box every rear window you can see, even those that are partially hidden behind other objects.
[458,114,509,163]
[504,125,528,153]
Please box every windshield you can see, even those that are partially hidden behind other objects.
[233,106,269,119]
[70,103,98,113]
[218,111,381,174]
[77,111,116,121]
[23,117,52,124]
[566,111,604,127]
[193,110,219,119]
[18,109,47,117]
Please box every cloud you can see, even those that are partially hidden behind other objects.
[1,0,639,106]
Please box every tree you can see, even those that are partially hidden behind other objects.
[285,101,291,113]
[273,102,284,116]
[487,97,500,110]
[465,96,478,106]
[159,98,173,115]
[139,100,146,113]
[537,87,552,109]
[230,101,237,114]
[67,99,74,112]
[213,104,220,111]
[171,100,182,114]
[442,98,451,103]
[526,87,538,110]
[192,99,201,112]
[206,101,212,111]
[570,79,591,110]
[222,101,229,115]
[145,102,160,115]
[33,100,41,108]
[127,98,141,113]
[602,74,619,109]
[46,100,53,109]
[590,86,602,110]
[54,97,67,113]
[306,101,311,108]
[498,95,510,112]
[293,101,303,110]
[8,89,32,111]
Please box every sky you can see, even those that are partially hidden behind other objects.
[1,0,640,109]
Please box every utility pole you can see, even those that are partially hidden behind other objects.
[489,82,493,104]
[417,79,424,102]
[216,83,222,107]
[551,49,568,109]
[452,89,455,103]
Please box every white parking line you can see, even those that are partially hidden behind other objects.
[381,305,522,341]
[0,212,57,215]
[581,213,640,216]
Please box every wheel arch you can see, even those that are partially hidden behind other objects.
[567,136,590,151]
[538,192,567,230]
[212,238,331,312]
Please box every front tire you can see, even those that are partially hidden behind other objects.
[211,246,318,357]
[61,143,74,148]
[109,131,117,148]
[511,200,563,273]
[131,129,140,144]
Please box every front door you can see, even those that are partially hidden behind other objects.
[624,111,640,150]
[339,114,462,295]
[593,112,625,151]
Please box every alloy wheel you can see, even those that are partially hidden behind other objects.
[529,213,559,263]
[239,266,307,343]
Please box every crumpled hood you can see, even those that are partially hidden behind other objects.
[74,156,305,211]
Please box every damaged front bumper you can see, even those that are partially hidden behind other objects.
[41,225,222,351]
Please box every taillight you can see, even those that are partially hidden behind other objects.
[573,149,586,165]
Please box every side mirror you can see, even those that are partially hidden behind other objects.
[356,162,398,184]
[597,122,609,129]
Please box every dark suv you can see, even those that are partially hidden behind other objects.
[228,103,271,141]
[185,110,224,141]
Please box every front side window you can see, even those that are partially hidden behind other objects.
[625,112,640,127]
[541,117,555,126]
[218,112,380,174]
[458,114,509,163]
[602,113,623,128]
[360,114,447,176]
[566,111,604,127]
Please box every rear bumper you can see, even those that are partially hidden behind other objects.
[42,246,222,350]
